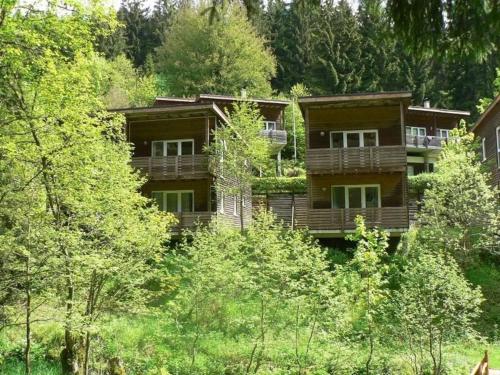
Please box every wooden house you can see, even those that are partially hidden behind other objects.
[296,92,411,237]
[118,94,288,233]
[472,95,500,189]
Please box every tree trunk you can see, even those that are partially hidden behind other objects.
[24,254,31,375]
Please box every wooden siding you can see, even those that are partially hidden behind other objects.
[307,146,406,174]
[308,174,405,209]
[142,179,212,212]
[307,105,403,148]
[474,105,500,188]
[171,212,214,232]
[131,155,210,180]
[128,116,215,157]
[300,207,408,231]
[254,194,408,231]
[405,111,461,136]
[216,177,252,229]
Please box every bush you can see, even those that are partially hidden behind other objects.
[252,176,306,193]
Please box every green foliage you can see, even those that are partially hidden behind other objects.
[416,126,500,262]
[251,176,306,193]
[407,172,437,194]
[393,251,483,374]
[477,67,500,113]
[90,54,157,108]
[156,4,276,97]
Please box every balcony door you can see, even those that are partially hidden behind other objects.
[330,130,378,148]
[151,190,194,213]
[152,139,194,157]
[332,185,380,209]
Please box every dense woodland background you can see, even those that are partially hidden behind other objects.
[99,0,499,117]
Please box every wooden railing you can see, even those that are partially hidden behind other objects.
[260,129,287,145]
[306,146,406,174]
[296,207,409,231]
[131,155,210,180]
[406,135,448,148]
[171,211,214,232]
[471,351,489,375]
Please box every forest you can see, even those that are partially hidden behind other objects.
[0,0,499,374]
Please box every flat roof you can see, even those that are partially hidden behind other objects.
[471,94,500,132]
[155,94,289,106]
[112,103,230,124]
[408,106,470,117]
[298,91,412,104]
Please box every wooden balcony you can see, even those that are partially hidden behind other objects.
[306,146,406,174]
[406,135,447,149]
[171,211,214,232]
[131,155,210,180]
[296,207,409,231]
[260,129,287,145]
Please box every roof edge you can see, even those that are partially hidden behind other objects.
[298,91,412,104]
[472,94,500,132]
[408,106,470,116]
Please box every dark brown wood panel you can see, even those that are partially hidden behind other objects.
[128,117,210,157]
[142,179,212,212]
[308,174,405,209]
[474,105,500,188]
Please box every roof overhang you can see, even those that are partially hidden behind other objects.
[408,106,470,117]
[112,103,230,124]
[472,94,500,132]
[197,94,289,106]
[298,92,412,112]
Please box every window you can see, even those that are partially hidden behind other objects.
[407,165,415,176]
[480,138,487,162]
[406,127,426,137]
[437,128,451,139]
[219,192,224,213]
[497,126,500,168]
[233,197,238,216]
[331,185,381,209]
[151,191,193,213]
[151,139,194,156]
[330,130,379,148]
[264,121,277,131]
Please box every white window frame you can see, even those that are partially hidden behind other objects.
[151,139,195,157]
[151,190,194,213]
[329,130,379,148]
[497,126,500,168]
[437,128,451,139]
[264,121,277,131]
[481,138,487,162]
[331,184,381,209]
[219,192,224,213]
[406,126,427,137]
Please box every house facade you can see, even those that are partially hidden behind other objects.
[118,94,288,234]
[472,95,500,189]
[120,91,471,238]
[295,92,411,237]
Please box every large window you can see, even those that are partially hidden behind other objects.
[480,138,487,162]
[406,127,426,137]
[330,130,379,148]
[437,128,451,139]
[264,121,277,131]
[152,139,194,157]
[331,185,381,209]
[151,191,193,213]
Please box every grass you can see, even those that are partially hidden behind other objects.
[0,360,60,375]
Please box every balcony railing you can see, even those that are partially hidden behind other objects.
[296,207,409,231]
[405,135,448,149]
[171,211,214,232]
[131,155,210,180]
[306,146,406,174]
[260,129,287,145]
